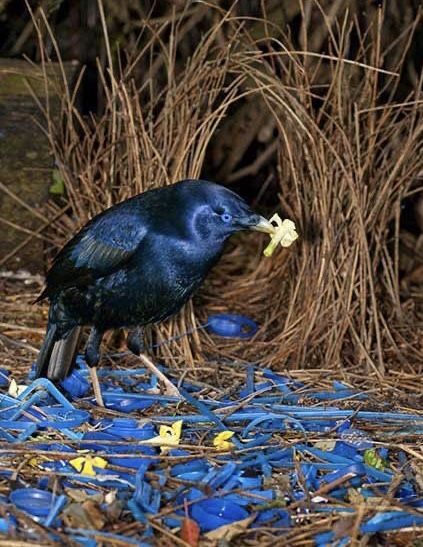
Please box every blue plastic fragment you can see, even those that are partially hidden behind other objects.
[190,499,250,531]
[317,464,366,488]
[69,537,97,547]
[44,494,67,527]
[60,370,90,398]
[207,313,258,339]
[340,428,373,450]
[332,441,361,461]
[101,392,157,412]
[253,508,290,528]
[0,514,16,535]
[300,463,319,490]
[179,388,242,448]
[132,464,161,514]
[225,489,275,505]
[361,511,423,533]
[306,389,367,401]
[171,460,209,481]
[0,421,38,442]
[246,364,255,394]
[104,419,155,440]
[17,378,75,409]
[2,354,423,543]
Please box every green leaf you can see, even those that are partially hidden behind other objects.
[49,169,65,195]
[364,448,386,470]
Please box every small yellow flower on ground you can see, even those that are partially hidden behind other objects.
[147,420,183,453]
[213,430,235,451]
[70,455,108,476]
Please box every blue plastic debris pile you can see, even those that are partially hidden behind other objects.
[0,358,422,545]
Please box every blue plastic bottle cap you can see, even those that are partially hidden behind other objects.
[107,419,156,440]
[190,499,249,531]
[10,488,54,517]
[207,313,258,339]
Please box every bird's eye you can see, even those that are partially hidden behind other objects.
[221,212,232,223]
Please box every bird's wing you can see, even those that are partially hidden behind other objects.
[41,209,147,297]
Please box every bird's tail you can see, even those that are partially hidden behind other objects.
[35,325,82,381]
[48,327,82,381]
[34,322,57,378]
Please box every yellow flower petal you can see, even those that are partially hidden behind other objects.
[263,214,299,257]
[148,420,183,453]
[213,430,235,451]
[8,379,27,397]
[70,455,108,476]
[29,456,51,467]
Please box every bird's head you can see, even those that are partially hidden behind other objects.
[170,180,274,243]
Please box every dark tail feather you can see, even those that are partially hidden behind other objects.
[47,327,82,381]
[34,323,58,378]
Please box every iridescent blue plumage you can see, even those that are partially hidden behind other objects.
[34,179,272,380]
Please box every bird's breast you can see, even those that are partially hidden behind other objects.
[84,235,220,330]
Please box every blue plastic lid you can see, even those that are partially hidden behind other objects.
[10,488,54,517]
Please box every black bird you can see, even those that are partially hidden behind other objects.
[34,179,273,400]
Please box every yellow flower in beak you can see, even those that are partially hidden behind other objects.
[263,214,299,257]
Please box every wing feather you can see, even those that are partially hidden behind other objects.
[40,208,147,299]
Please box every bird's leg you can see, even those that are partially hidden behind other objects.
[138,353,181,399]
[127,327,144,355]
[85,327,105,407]
[127,326,180,397]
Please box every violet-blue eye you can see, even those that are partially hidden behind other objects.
[221,212,232,223]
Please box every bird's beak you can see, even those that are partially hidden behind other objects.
[248,215,275,234]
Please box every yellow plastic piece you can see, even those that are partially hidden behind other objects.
[29,456,51,467]
[148,420,183,453]
[263,214,299,257]
[70,455,108,476]
[213,430,235,451]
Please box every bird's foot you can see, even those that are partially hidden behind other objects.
[127,327,144,355]
[138,353,181,398]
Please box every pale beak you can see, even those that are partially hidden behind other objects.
[249,215,275,234]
